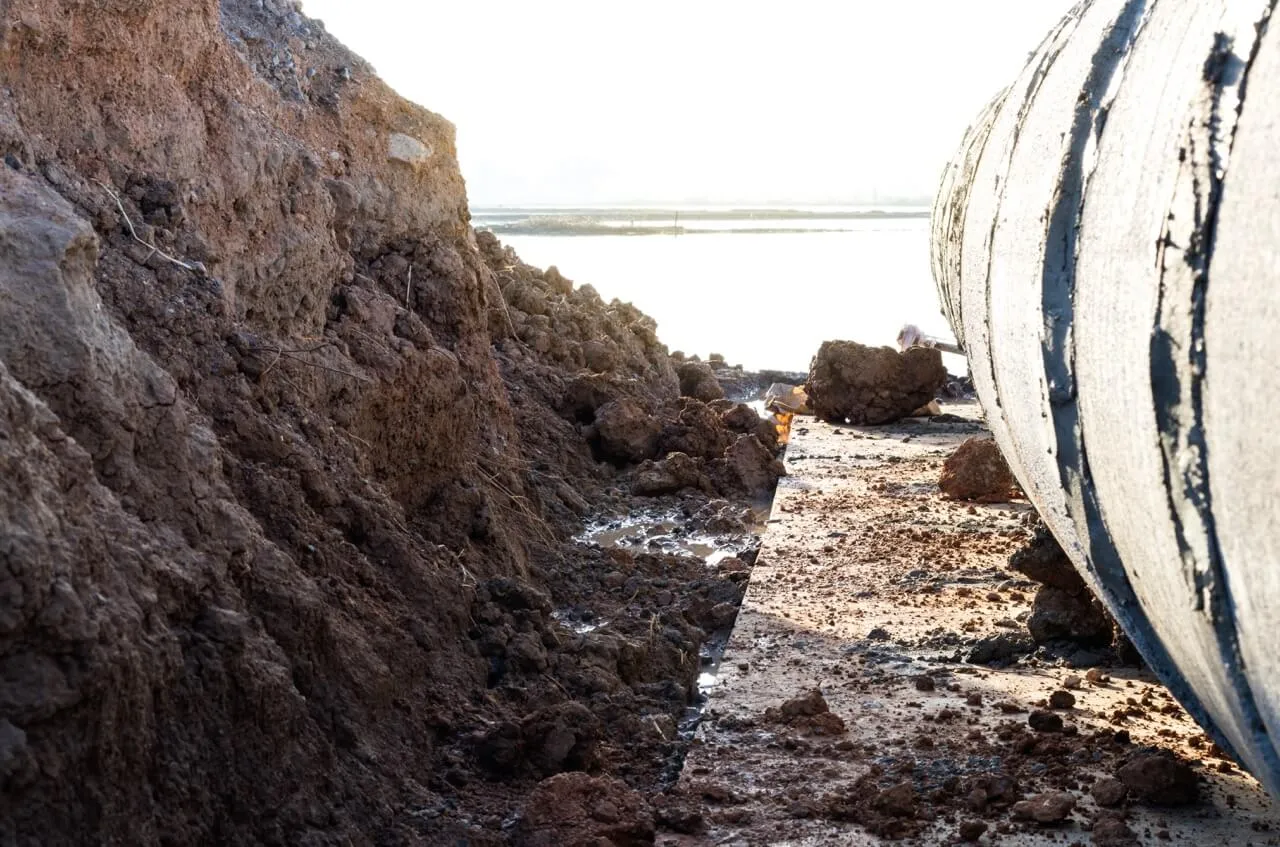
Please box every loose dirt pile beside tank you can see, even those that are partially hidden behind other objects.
[0,2,782,844]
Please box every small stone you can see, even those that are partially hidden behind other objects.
[1086,668,1110,685]
[387,132,433,168]
[1064,674,1083,690]
[867,627,891,642]
[1028,710,1064,733]
[1049,690,1076,710]
[959,820,988,842]
[1012,790,1076,823]
[914,675,936,692]
[1091,777,1127,807]
[965,692,983,707]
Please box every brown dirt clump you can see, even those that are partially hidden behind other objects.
[822,772,924,840]
[765,688,847,736]
[1030,586,1116,645]
[516,772,655,847]
[677,360,726,403]
[939,436,1020,502]
[1011,790,1076,823]
[1092,776,1129,807]
[1117,749,1200,806]
[806,340,946,425]
[1092,814,1139,845]
[1009,523,1125,648]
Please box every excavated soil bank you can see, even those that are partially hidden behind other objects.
[0,2,783,843]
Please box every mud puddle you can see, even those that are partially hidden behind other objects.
[577,500,769,783]
[575,505,765,567]
[549,609,608,634]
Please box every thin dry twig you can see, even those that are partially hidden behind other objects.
[259,347,286,379]
[258,342,333,379]
[94,179,202,273]
[253,344,371,384]
[457,561,478,588]
[488,271,520,340]
[346,431,375,451]
[405,263,413,308]
[471,462,557,546]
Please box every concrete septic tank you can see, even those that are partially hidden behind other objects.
[932,0,1280,795]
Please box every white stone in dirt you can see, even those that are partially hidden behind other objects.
[388,133,433,167]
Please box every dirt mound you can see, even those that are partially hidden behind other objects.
[0,2,778,844]
[806,341,947,425]
[939,437,1020,502]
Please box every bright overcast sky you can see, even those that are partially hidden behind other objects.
[300,1,1076,206]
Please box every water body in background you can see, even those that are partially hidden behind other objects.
[476,208,963,374]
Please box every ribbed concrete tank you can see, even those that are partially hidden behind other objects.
[932,0,1280,794]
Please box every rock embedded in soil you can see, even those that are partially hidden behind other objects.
[1012,790,1077,823]
[1116,750,1199,806]
[939,437,1019,502]
[773,688,831,718]
[805,340,947,425]
[958,820,988,842]
[518,772,655,847]
[1049,689,1077,710]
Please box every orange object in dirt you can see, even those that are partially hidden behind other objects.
[773,411,795,445]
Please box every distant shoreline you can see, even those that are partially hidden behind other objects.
[474,207,930,237]
[473,207,930,222]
